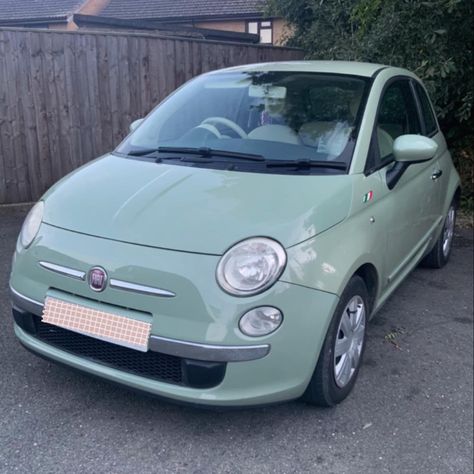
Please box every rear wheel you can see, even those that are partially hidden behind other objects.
[303,276,368,407]
[421,201,456,268]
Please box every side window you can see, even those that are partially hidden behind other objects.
[414,82,438,136]
[376,80,421,161]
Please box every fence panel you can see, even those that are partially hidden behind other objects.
[0,27,303,204]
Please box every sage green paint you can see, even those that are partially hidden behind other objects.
[11,224,339,405]
[9,61,461,406]
[40,155,352,254]
[393,135,438,163]
[129,118,144,133]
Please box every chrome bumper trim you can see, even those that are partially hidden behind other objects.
[149,335,270,362]
[109,279,175,298]
[38,261,86,280]
[11,287,269,362]
[10,287,43,315]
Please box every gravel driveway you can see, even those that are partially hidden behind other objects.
[1,207,472,474]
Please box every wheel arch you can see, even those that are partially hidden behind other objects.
[353,263,379,315]
[453,185,462,208]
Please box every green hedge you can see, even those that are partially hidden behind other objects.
[268,0,473,209]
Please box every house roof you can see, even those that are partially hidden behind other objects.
[0,0,266,26]
[0,0,86,23]
[72,14,261,43]
[99,0,266,22]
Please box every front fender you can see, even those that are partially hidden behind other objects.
[280,173,387,301]
[280,214,384,301]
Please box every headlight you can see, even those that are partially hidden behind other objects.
[19,201,44,248]
[216,237,286,296]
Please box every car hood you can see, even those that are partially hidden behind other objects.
[42,154,352,254]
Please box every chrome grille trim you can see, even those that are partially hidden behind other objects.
[109,279,176,298]
[39,261,86,281]
[37,261,176,297]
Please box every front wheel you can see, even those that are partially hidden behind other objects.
[421,201,456,269]
[303,276,369,407]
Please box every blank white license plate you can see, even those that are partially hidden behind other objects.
[42,297,151,352]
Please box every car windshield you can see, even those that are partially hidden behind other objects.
[116,71,369,173]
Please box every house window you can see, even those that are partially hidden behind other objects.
[247,20,273,44]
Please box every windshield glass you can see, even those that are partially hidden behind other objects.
[116,71,369,170]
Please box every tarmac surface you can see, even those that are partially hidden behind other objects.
[0,206,472,474]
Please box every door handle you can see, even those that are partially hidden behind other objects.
[431,169,443,180]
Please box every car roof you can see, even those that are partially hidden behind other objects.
[209,60,395,78]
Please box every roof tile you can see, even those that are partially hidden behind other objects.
[0,0,86,21]
[99,0,266,20]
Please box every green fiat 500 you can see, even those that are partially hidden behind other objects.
[10,61,460,407]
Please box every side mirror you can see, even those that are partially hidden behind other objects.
[387,135,438,190]
[393,134,438,163]
[129,118,144,133]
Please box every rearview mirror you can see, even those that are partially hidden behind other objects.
[129,118,144,133]
[393,134,438,163]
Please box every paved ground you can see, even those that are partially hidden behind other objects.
[0,207,472,474]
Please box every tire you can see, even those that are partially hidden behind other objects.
[303,275,369,407]
[421,201,456,269]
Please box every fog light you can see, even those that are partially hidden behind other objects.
[239,307,283,337]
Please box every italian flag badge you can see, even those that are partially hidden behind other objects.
[363,191,374,203]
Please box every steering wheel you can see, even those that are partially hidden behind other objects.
[201,117,248,139]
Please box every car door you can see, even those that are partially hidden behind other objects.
[366,78,440,290]
[412,81,445,220]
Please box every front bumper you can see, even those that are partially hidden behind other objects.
[10,224,339,406]
[10,287,270,363]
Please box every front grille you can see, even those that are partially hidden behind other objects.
[35,319,183,385]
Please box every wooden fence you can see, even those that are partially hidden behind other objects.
[0,28,303,204]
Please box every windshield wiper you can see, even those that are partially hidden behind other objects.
[266,159,347,171]
[126,148,161,157]
[155,156,213,163]
[158,146,265,162]
[126,148,346,170]
[127,146,264,162]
